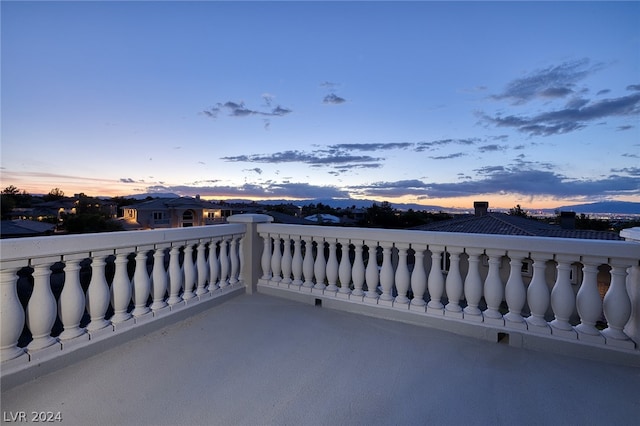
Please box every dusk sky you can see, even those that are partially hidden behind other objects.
[2,1,639,210]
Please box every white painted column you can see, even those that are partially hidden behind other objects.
[444,248,464,316]
[313,239,327,291]
[86,252,112,332]
[379,242,395,305]
[526,253,551,332]
[26,259,60,351]
[549,255,577,337]
[351,240,366,298]
[574,258,605,341]
[427,245,445,313]
[208,238,220,292]
[463,249,483,320]
[1,263,27,361]
[338,239,352,297]
[219,237,230,289]
[483,250,505,324]
[229,236,240,285]
[58,255,87,341]
[410,244,427,311]
[291,236,303,287]
[110,250,133,324]
[270,235,282,285]
[302,237,315,289]
[280,235,293,286]
[394,243,410,306]
[504,251,527,328]
[196,240,209,296]
[364,241,379,301]
[325,239,339,293]
[167,245,184,306]
[150,245,169,311]
[602,261,633,343]
[182,243,196,301]
[132,249,152,316]
[260,233,272,281]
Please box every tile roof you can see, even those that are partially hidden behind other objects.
[413,213,623,240]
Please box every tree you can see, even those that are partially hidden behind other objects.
[508,204,528,217]
[43,187,65,201]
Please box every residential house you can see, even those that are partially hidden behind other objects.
[122,196,233,229]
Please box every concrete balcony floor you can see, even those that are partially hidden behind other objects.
[2,292,638,426]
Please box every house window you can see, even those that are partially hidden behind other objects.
[153,212,164,220]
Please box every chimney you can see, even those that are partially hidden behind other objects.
[474,201,489,217]
[559,211,576,229]
[195,194,201,200]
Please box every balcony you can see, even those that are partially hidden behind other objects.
[2,214,639,424]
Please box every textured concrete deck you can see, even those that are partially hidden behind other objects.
[2,292,639,425]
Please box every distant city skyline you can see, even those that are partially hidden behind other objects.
[2,1,639,210]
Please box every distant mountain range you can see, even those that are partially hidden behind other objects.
[124,194,639,215]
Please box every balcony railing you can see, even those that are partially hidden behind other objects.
[2,214,639,384]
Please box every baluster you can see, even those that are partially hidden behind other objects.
[549,256,577,337]
[410,244,427,311]
[196,240,209,296]
[483,250,505,324]
[150,245,169,311]
[302,237,315,290]
[575,257,606,341]
[237,235,245,283]
[338,239,352,298]
[444,248,463,316]
[270,235,282,285]
[313,239,327,292]
[167,245,183,306]
[291,236,303,287]
[260,233,272,280]
[325,240,339,293]
[394,243,410,306]
[1,264,27,361]
[208,239,220,293]
[229,236,240,285]
[351,240,366,299]
[602,261,633,344]
[378,242,394,305]
[26,260,60,351]
[281,235,293,286]
[426,245,445,313]
[111,250,133,324]
[463,249,483,320]
[86,252,112,332]
[132,249,152,316]
[364,241,379,302]
[526,253,551,332]
[504,251,527,328]
[58,255,87,340]
[182,243,196,301]
[219,237,230,289]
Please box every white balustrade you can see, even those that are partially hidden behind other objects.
[338,239,352,296]
[483,250,505,324]
[301,237,315,289]
[270,235,282,285]
[151,246,169,311]
[504,251,527,327]
[0,264,26,361]
[132,249,152,316]
[196,241,209,296]
[111,250,133,324]
[364,241,379,301]
[313,239,327,291]
[86,252,112,331]
[281,236,293,286]
[427,245,445,312]
[167,245,183,305]
[409,244,427,310]
[444,248,463,315]
[394,243,410,305]
[526,253,551,332]
[325,240,339,293]
[208,238,221,292]
[462,249,483,319]
[291,236,303,287]
[58,255,87,340]
[575,257,606,339]
[219,237,230,289]
[26,259,60,351]
[550,255,577,336]
[182,243,197,301]
[378,242,394,304]
[351,240,366,298]
[602,262,633,342]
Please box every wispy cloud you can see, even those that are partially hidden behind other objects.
[415,138,479,152]
[323,93,346,104]
[328,143,412,151]
[201,95,292,126]
[222,150,383,166]
[491,58,597,105]
[429,152,466,160]
[145,182,348,200]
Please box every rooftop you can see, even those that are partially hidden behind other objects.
[2,292,638,425]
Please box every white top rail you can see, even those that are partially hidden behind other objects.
[1,224,247,263]
[257,223,640,262]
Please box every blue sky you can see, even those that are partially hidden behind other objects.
[2,1,639,210]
